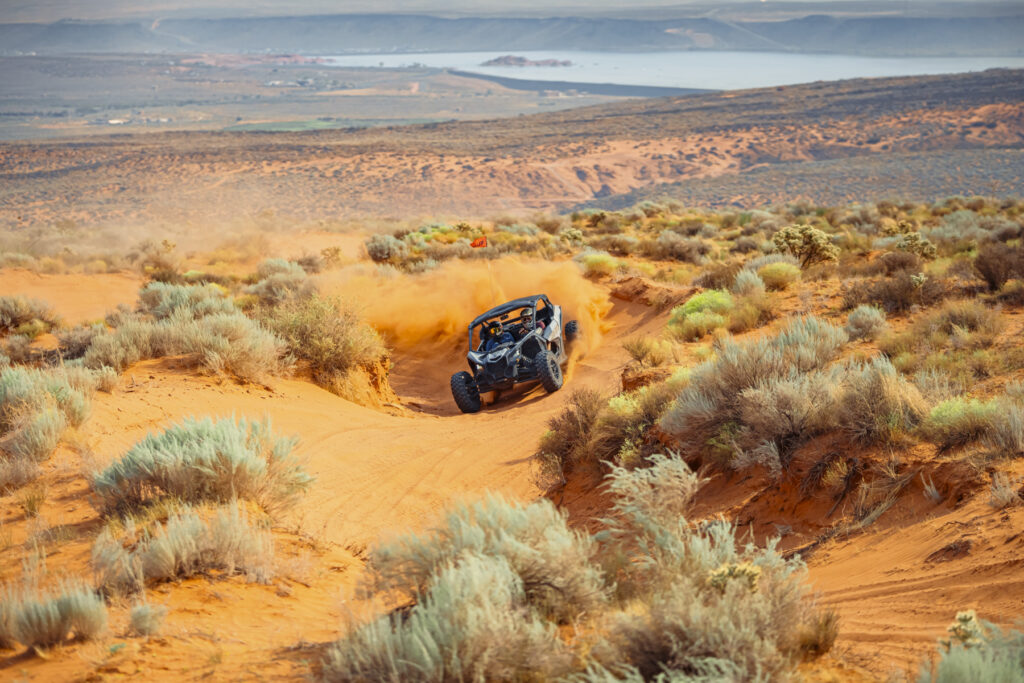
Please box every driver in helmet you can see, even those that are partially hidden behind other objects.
[483,320,514,351]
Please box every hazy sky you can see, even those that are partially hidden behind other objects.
[0,0,998,22]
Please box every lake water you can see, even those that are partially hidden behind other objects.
[321,50,1024,91]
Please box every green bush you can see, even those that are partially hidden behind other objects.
[758,262,801,290]
[91,416,311,514]
[921,398,997,451]
[668,290,733,340]
[259,294,386,386]
[93,503,274,594]
[671,311,726,341]
[678,290,734,318]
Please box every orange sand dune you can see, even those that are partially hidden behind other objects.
[0,269,143,324]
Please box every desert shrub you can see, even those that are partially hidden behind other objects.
[323,554,571,683]
[83,311,287,383]
[917,612,1024,683]
[246,265,313,306]
[56,324,106,360]
[2,334,33,364]
[590,234,639,256]
[646,230,709,263]
[579,251,619,278]
[91,416,312,514]
[589,377,688,468]
[497,222,540,236]
[878,250,923,275]
[0,365,101,467]
[668,290,733,341]
[726,292,773,334]
[731,269,766,297]
[995,280,1024,306]
[692,262,741,290]
[879,299,1002,363]
[841,272,951,313]
[771,224,839,268]
[660,316,847,457]
[912,368,968,403]
[846,305,887,340]
[839,357,927,445]
[597,455,832,679]
[974,244,1024,292]
[93,503,274,594]
[2,580,107,648]
[744,252,799,273]
[735,366,845,474]
[129,602,168,636]
[920,398,997,451]
[676,290,734,318]
[622,337,679,367]
[895,232,938,259]
[535,388,605,483]
[929,210,989,245]
[138,282,235,320]
[758,262,801,290]
[365,234,410,263]
[731,236,760,254]
[365,494,605,622]
[671,311,726,341]
[989,473,1023,509]
[259,294,386,388]
[985,400,1024,459]
[0,296,58,336]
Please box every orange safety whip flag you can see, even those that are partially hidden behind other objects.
[470,236,488,248]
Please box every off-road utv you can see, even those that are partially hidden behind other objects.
[450,294,580,413]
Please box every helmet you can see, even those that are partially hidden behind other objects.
[521,309,533,323]
[487,321,503,336]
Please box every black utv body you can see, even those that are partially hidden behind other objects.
[450,294,580,413]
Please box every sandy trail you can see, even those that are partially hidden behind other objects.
[83,291,660,552]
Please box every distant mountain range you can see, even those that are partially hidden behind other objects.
[1,12,1021,57]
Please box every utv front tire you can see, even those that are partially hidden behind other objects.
[534,350,564,393]
[451,371,482,413]
[565,319,580,344]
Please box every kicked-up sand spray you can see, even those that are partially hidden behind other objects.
[319,257,611,370]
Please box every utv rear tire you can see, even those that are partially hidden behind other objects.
[565,319,580,344]
[451,371,482,413]
[534,350,563,393]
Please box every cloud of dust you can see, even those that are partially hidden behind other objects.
[319,257,612,359]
